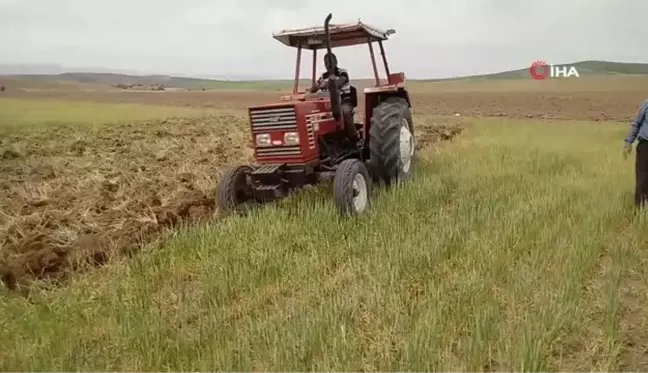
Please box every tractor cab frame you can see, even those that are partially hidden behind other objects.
[273,18,410,131]
[273,19,405,96]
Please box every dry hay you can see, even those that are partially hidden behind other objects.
[415,120,463,150]
[0,114,461,295]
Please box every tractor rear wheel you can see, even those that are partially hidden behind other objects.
[369,96,415,187]
[217,164,253,215]
[333,159,372,216]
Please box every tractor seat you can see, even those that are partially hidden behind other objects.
[347,85,358,108]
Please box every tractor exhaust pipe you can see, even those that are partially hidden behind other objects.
[324,13,342,121]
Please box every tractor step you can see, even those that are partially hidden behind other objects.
[255,184,282,191]
[253,183,284,200]
[251,164,285,176]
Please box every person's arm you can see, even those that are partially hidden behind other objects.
[310,75,323,93]
[336,69,349,87]
[625,99,648,145]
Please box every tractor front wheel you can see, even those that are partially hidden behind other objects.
[333,159,372,217]
[369,96,415,187]
[217,164,253,215]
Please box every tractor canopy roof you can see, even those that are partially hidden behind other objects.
[272,20,395,50]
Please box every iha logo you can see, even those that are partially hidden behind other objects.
[529,60,580,80]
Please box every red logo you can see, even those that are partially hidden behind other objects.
[529,60,550,80]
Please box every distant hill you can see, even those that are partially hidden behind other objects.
[0,71,296,91]
[425,60,648,82]
[1,60,647,91]
[0,71,375,92]
[47,72,252,89]
[0,64,279,91]
[0,64,266,80]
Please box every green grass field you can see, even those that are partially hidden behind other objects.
[192,79,296,91]
[2,116,646,370]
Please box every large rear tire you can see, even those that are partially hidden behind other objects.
[217,165,253,215]
[333,159,372,217]
[368,96,415,187]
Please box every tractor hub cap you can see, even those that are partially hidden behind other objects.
[399,118,414,173]
[352,173,368,213]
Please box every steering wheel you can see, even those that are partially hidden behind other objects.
[303,90,328,100]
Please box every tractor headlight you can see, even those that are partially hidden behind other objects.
[283,132,299,145]
[256,133,271,146]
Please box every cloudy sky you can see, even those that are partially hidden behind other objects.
[1,0,646,79]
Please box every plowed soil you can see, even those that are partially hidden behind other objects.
[0,114,254,292]
[0,105,462,294]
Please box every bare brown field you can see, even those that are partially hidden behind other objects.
[4,75,647,122]
[0,91,462,293]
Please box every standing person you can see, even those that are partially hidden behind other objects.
[624,98,648,208]
[310,52,358,143]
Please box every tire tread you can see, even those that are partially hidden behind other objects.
[333,159,371,216]
[368,96,414,186]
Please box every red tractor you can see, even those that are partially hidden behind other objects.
[217,13,416,216]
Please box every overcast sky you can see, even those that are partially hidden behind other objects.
[1,0,646,79]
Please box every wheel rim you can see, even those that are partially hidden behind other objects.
[352,173,368,213]
[399,118,415,173]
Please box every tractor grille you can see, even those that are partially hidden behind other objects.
[305,119,316,149]
[256,145,301,158]
[249,107,297,132]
